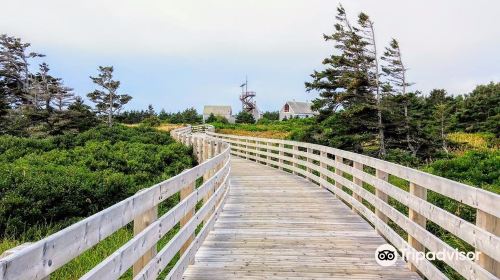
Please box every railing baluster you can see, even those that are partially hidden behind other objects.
[408,182,427,272]
[476,209,500,277]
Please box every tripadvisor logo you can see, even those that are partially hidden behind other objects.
[375,244,398,267]
[375,243,479,267]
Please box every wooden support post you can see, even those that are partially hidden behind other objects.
[196,137,201,162]
[352,162,364,213]
[476,209,500,277]
[278,143,284,170]
[203,139,211,205]
[180,181,195,258]
[265,142,270,165]
[320,151,327,188]
[133,205,158,277]
[292,145,299,175]
[334,155,343,191]
[375,169,389,234]
[408,182,427,272]
[306,148,313,182]
[244,139,248,159]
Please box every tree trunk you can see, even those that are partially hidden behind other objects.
[404,104,416,155]
[108,92,113,127]
[441,117,448,153]
[370,22,385,158]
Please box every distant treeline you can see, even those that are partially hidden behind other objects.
[116,106,203,124]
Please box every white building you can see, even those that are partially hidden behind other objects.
[203,105,235,123]
[279,101,317,120]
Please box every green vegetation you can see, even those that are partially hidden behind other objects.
[235,111,256,124]
[0,125,195,279]
[212,118,314,139]
[0,125,194,238]
[205,113,228,124]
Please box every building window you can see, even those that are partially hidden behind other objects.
[284,104,289,112]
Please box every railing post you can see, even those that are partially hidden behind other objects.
[292,145,299,175]
[408,182,427,272]
[180,181,195,258]
[133,204,158,277]
[334,155,343,194]
[476,209,500,277]
[203,138,211,208]
[278,143,284,170]
[375,169,389,234]
[320,151,327,188]
[244,139,248,159]
[265,142,270,165]
[352,162,364,213]
[306,148,313,182]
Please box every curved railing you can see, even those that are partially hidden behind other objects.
[208,130,500,280]
[0,125,230,280]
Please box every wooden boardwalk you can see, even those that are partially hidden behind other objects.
[182,158,420,279]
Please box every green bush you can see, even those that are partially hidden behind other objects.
[140,116,161,127]
[0,125,194,238]
[424,150,499,193]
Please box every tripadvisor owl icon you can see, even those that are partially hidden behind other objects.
[375,244,398,266]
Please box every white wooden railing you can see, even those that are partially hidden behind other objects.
[208,129,500,280]
[0,125,229,280]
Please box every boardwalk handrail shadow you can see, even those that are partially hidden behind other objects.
[0,125,230,280]
[207,127,499,280]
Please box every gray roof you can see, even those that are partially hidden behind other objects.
[285,101,316,114]
[203,105,232,115]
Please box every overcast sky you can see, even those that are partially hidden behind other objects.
[1,0,499,113]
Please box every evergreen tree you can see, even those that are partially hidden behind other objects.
[235,111,256,124]
[87,66,132,127]
[381,39,417,155]
[262,111,279,121]
[455,82,499,134]
[206,113,217,123]
[0,34,44,107]
[148,104,155,116]
[358,12,386,157]
[305,5,377,153]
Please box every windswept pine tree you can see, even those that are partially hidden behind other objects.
[305,4,377,152]
[358,12,386,157]
[87,66,132,127]
[381,39,417,154]
[0,34,44,108]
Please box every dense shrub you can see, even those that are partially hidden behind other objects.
[424,150,499,194]
[0,125,194,237]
